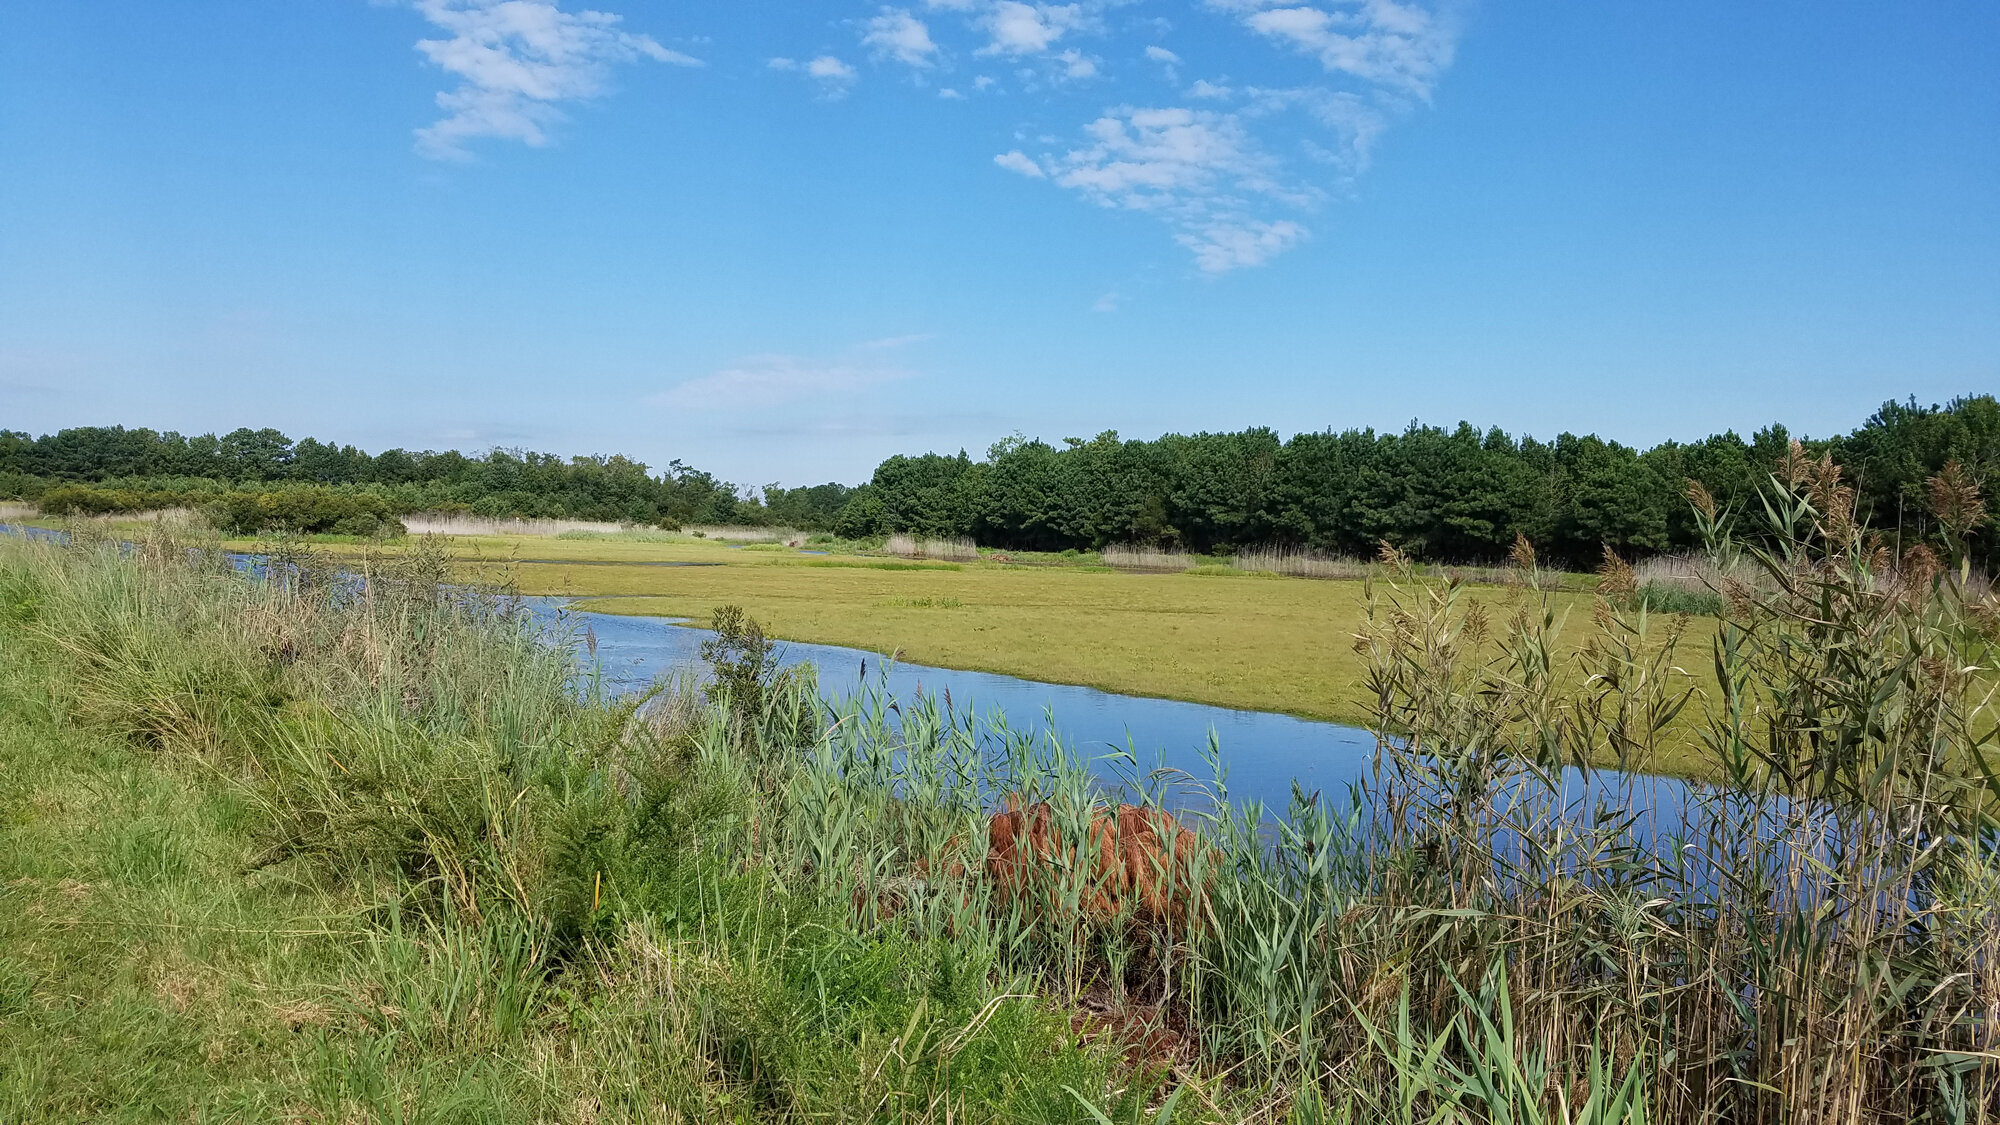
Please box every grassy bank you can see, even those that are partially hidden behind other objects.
[0,534,1121,1122]
[6,461,2000,1122]
[238,531,1719,772]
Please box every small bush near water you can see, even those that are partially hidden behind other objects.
[4,445,2000,1122]
[35,481,405,537]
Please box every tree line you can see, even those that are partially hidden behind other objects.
[5,395,1993,563]
[836,395,1998,568]
[0,426,856,532]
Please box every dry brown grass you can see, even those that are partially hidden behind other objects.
[686,524,807,544]
[401,513,630,537]
[1229,547,1368,580]
[1100,544,1194,571]
[885,533,979,561]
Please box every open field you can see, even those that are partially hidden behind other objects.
[260,532,1719,773]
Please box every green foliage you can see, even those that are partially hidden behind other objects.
[843,396,2000,568]
[0,423,807,528]
[1632,580,1724,616]
[702,604,778,720]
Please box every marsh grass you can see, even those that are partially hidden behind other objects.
[403,512,630,536]
[555,527,686,542]
[1230,547,1370,580]
[6,446,1999,1122]
[0,529,1125,1122]
[887,533,980,562]
[1100,545,1196,571]
[690,524,808,545]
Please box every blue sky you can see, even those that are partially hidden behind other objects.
[2,1,1995,488]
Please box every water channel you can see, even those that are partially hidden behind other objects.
[0,524,1694,825]
[528,596,1697,827]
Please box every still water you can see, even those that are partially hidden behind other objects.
[534,597,1517,814]
[528,598,1703,833]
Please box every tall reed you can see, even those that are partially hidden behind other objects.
[1229,546,1368,580]
[686,524,807,544]
[886,533,980,562]
[402,512,630,536]
[1100,544,1194,571]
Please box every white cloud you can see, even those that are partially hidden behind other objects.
[1091,290,1121,312]
[656,355,911,410]
[1055,49,1097,78]
[754,0,1460,273]
[1049,107,1280,212]
[411,0,698,160]
[767,56,798,70]
[862,8,942,67]
[993,149,1046,177]
[979,2,1085,55]
[861,332,936,349]
[1176,218,1307,272]
[1216,0,1457,98]
[1009,105,1321,272]
[938,86,965,98]
[805,54,859,94]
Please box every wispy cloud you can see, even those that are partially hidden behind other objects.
[994,149,1046,177]
[655,354,914,410]
[1212,0,1458,98]
[979,2,1088,55]
[1001,105,1317,271]
[860,332,937,349]
[773,53,861,95]
[411,0,698,160]
[862,7,942,67]
[807,54,860,93]
[995,0,1460,270]
[783,0,1465,272]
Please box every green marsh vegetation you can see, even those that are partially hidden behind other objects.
[453,539,1679,751]
[0,529,1123,1122]
[4,447,1999,1121]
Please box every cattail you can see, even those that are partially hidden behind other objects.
[1970,593,2000,639]
[1778,439,1811,487]
[1927,459,1986,539]
[1461,602,1490,646]
[1802,452,1857,544]
[1596,544,1637,598]
[1509,532,1536,572]
[1900,543,1940,594]
[1591,598,1616,631]
[1686,480,1717,522]
[1722,576,1755,618]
